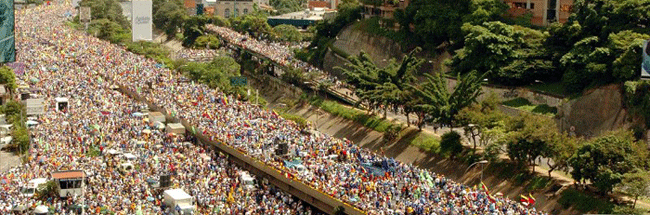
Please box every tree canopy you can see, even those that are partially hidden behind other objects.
[153,0,187,37]
[569,130,649,194]
[79,0,129,28]
[273,24,303,42]
[451,22,553,85]
[0,66,17,93]
[410,71,483,129]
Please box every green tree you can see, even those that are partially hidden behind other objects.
[270,0,308,14]
[457,93,507,151]
[569,130,648,194]
[545,0,650,93]
[396,0,507,49]
[210,15,231,27]
[617,170,650,209]
[0,66,17,94]
[339,48,424,119]
[401,0,472,48]
[273,24,303,42]
[79,0,129,28]
[153,0,187,37]
[230,14,274,40]
[410,71,483,130]
[194,35,220,49]
[88,19,128,43]
[543,133,581,177]
[182,15,210,47]
[36,181,58,199]
[440,131,463,158]
[179,56,242,94]
[451,21,553,85]
[504,113,558,172]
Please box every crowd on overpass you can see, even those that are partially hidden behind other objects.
[0,4,319,215]
[206,25,322,75]
[0,2,547,215]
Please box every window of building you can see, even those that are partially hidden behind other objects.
[243,9,248,14]
[512,2,533,9]
[225,9,230,18]
[560,4,572,12]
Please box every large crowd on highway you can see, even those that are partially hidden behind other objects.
[0,4,318,215]
[0,2,547,215]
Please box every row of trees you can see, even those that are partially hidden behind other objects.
[307,0,648,94]
[440,0,650,93]
[0,66,30,155]
[341,48,650,208]
[458,96,650,208]
[340,48,485,131]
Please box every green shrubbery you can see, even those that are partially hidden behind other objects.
[440,131,463,158]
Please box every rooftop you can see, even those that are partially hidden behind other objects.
[51,170,85,179]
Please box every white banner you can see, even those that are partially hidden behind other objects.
[72,0,80,8]
[131,0,153,42]
[641,40,650,78]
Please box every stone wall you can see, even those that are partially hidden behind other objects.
[331,25,404,68]
[445,78,565,107]
[556,84,628,138]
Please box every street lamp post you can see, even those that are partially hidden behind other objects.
[466,160,488,182]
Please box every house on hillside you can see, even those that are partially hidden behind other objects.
[503,0,574,26]
[361,0,410,19]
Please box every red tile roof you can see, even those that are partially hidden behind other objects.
[51,171,85,179]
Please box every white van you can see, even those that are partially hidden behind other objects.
[163,189,195,215]
[21,178,47,198]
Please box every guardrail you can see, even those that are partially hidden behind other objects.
[110,80,366,215]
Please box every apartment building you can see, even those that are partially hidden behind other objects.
[504,0,574,25]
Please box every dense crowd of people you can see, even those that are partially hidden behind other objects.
[0,2,548,215]
[0,3,319,214]
[206,25,322,75]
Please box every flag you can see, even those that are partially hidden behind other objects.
[528,193,536,206]
[520,195,529,203]
[487,194,496,203]
[481,182,489,195]
[227,188,234,204]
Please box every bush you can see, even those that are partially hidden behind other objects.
[383,124,402,141]
[36,181,58,199]
[440,131,463,158]
[279,112,309,129]
[194,35,220,49]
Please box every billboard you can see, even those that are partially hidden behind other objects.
[131,0,152,42]
[0,0,15,63]
[641,40,650,78]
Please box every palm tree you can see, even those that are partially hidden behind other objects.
[339,48,423,118]
[410,70,483,131]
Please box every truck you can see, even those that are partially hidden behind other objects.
[163,189,195,215]
[21,178,47,198]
